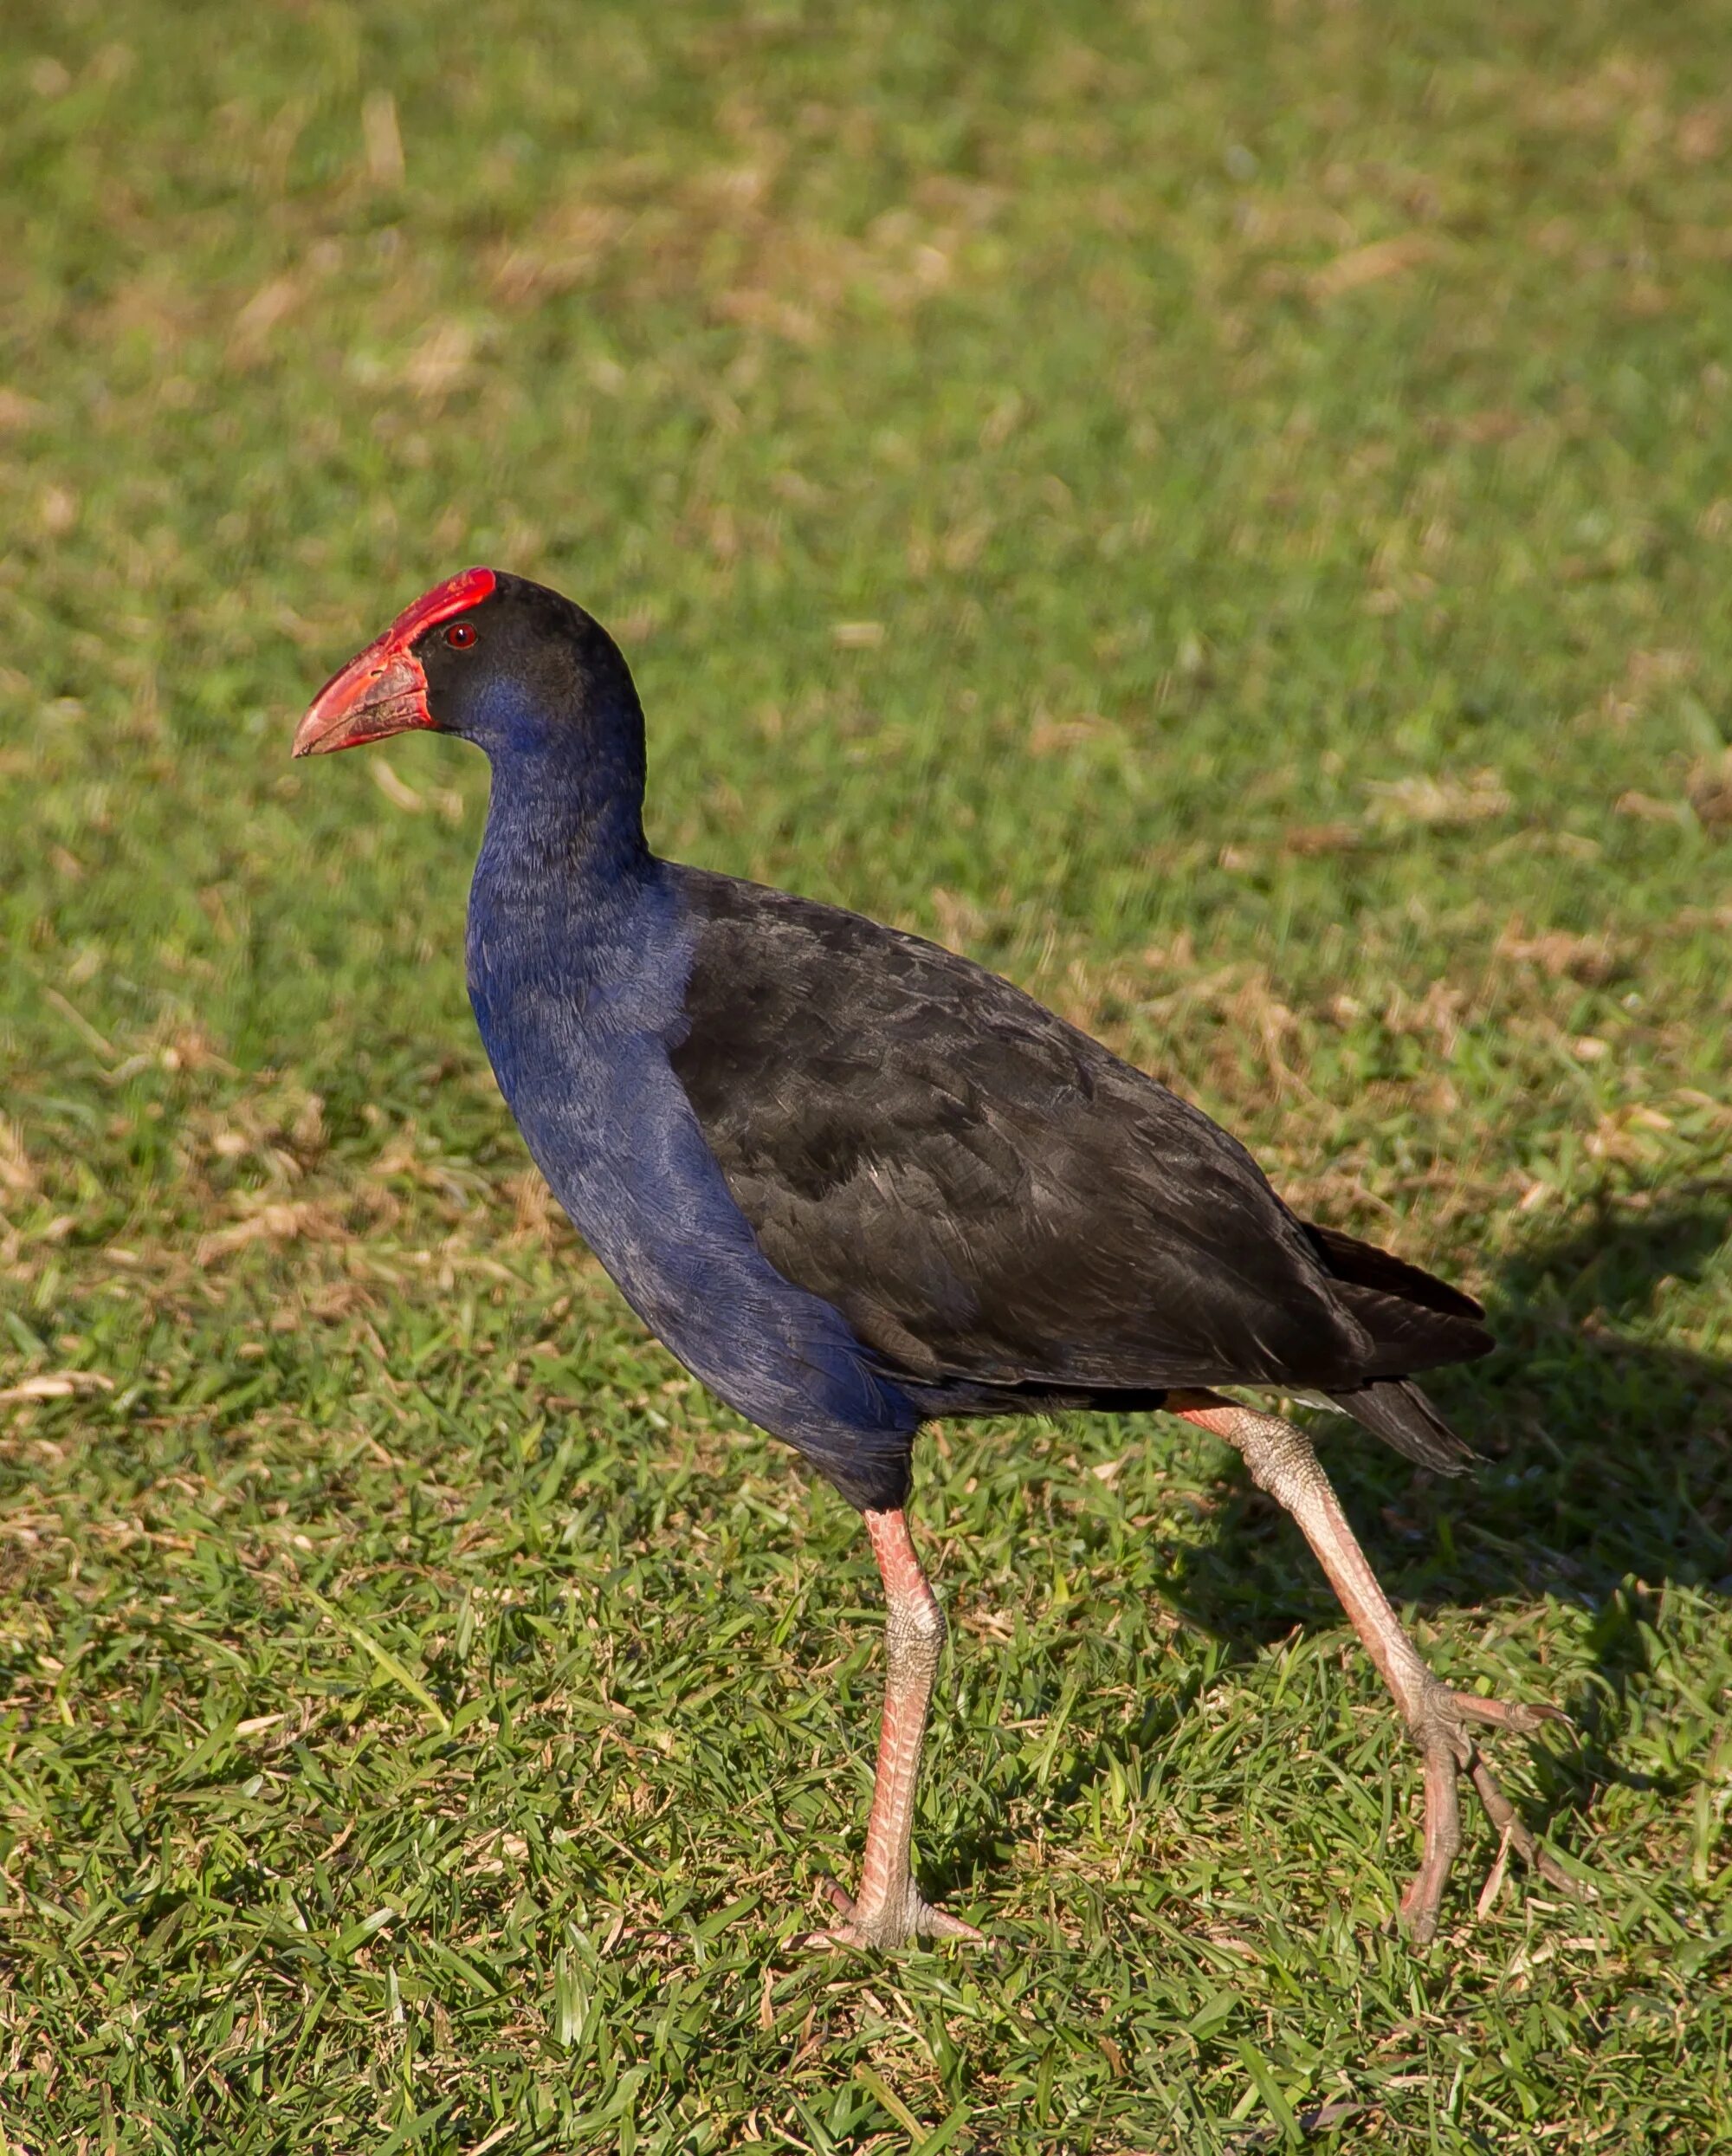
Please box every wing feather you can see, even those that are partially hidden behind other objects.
[668,871,1478,1408]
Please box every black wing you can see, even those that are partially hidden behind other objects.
[667,869,1490,1465]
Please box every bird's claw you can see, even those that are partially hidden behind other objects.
[1399,1684,1577,1948]
[801,1879,984,1952]
[1449,1689,1572,1736]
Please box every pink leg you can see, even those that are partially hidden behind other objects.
[805,1508,983,1951]
[1172,1394,1571,1945]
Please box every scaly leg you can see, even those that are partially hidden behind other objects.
[805,1507,982,1950]
[1171,1393,1572,1945]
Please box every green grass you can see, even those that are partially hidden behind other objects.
[3,0,1731,2146]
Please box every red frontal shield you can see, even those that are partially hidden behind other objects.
[293,567,496,756]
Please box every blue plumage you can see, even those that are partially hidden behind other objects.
[462,666,921,1509]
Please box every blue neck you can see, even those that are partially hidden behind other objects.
[465,679,653,919]
[463,684,681,1124]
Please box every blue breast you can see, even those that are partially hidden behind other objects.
[464,808,919,1509]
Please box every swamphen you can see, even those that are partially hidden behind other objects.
[295,568,1567,1948]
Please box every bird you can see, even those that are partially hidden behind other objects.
[294,567,1568,1949]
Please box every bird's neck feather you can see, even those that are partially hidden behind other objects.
[463,677,676,1097]
[470,677,652,903]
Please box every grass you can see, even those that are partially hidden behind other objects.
[3,0,1731,2146]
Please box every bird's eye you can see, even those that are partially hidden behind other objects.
[445,621,477,649]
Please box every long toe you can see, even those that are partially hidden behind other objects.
[1466,1752,1580,1896]
[1449,1689,1570,1736]
[1399,1684,1574,1946]
[912,1901,986,1944]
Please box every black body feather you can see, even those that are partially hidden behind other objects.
[668,869,1491,1479]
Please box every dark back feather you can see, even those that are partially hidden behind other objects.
[667,869,1491,1433]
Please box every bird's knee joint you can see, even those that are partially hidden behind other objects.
[1236,1420,1325,1511]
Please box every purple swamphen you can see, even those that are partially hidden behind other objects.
[294,568,1567,1948]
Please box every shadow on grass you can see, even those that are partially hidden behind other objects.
[1118,1184,1732,1848]
[921,1189,1732,1902]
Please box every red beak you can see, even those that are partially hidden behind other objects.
[293,645,431,757]
[292,566,498,758]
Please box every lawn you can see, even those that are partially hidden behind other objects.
[3,0,1730,2147]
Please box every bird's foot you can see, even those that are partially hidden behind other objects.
[801,1878,983,1952]
[1399,1682,1578,1948]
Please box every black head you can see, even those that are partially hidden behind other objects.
[294,568,642,765]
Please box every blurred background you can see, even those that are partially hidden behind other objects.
[3,3,1729,2149]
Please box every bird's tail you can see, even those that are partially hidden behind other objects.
[1326,1376,1479,1474]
